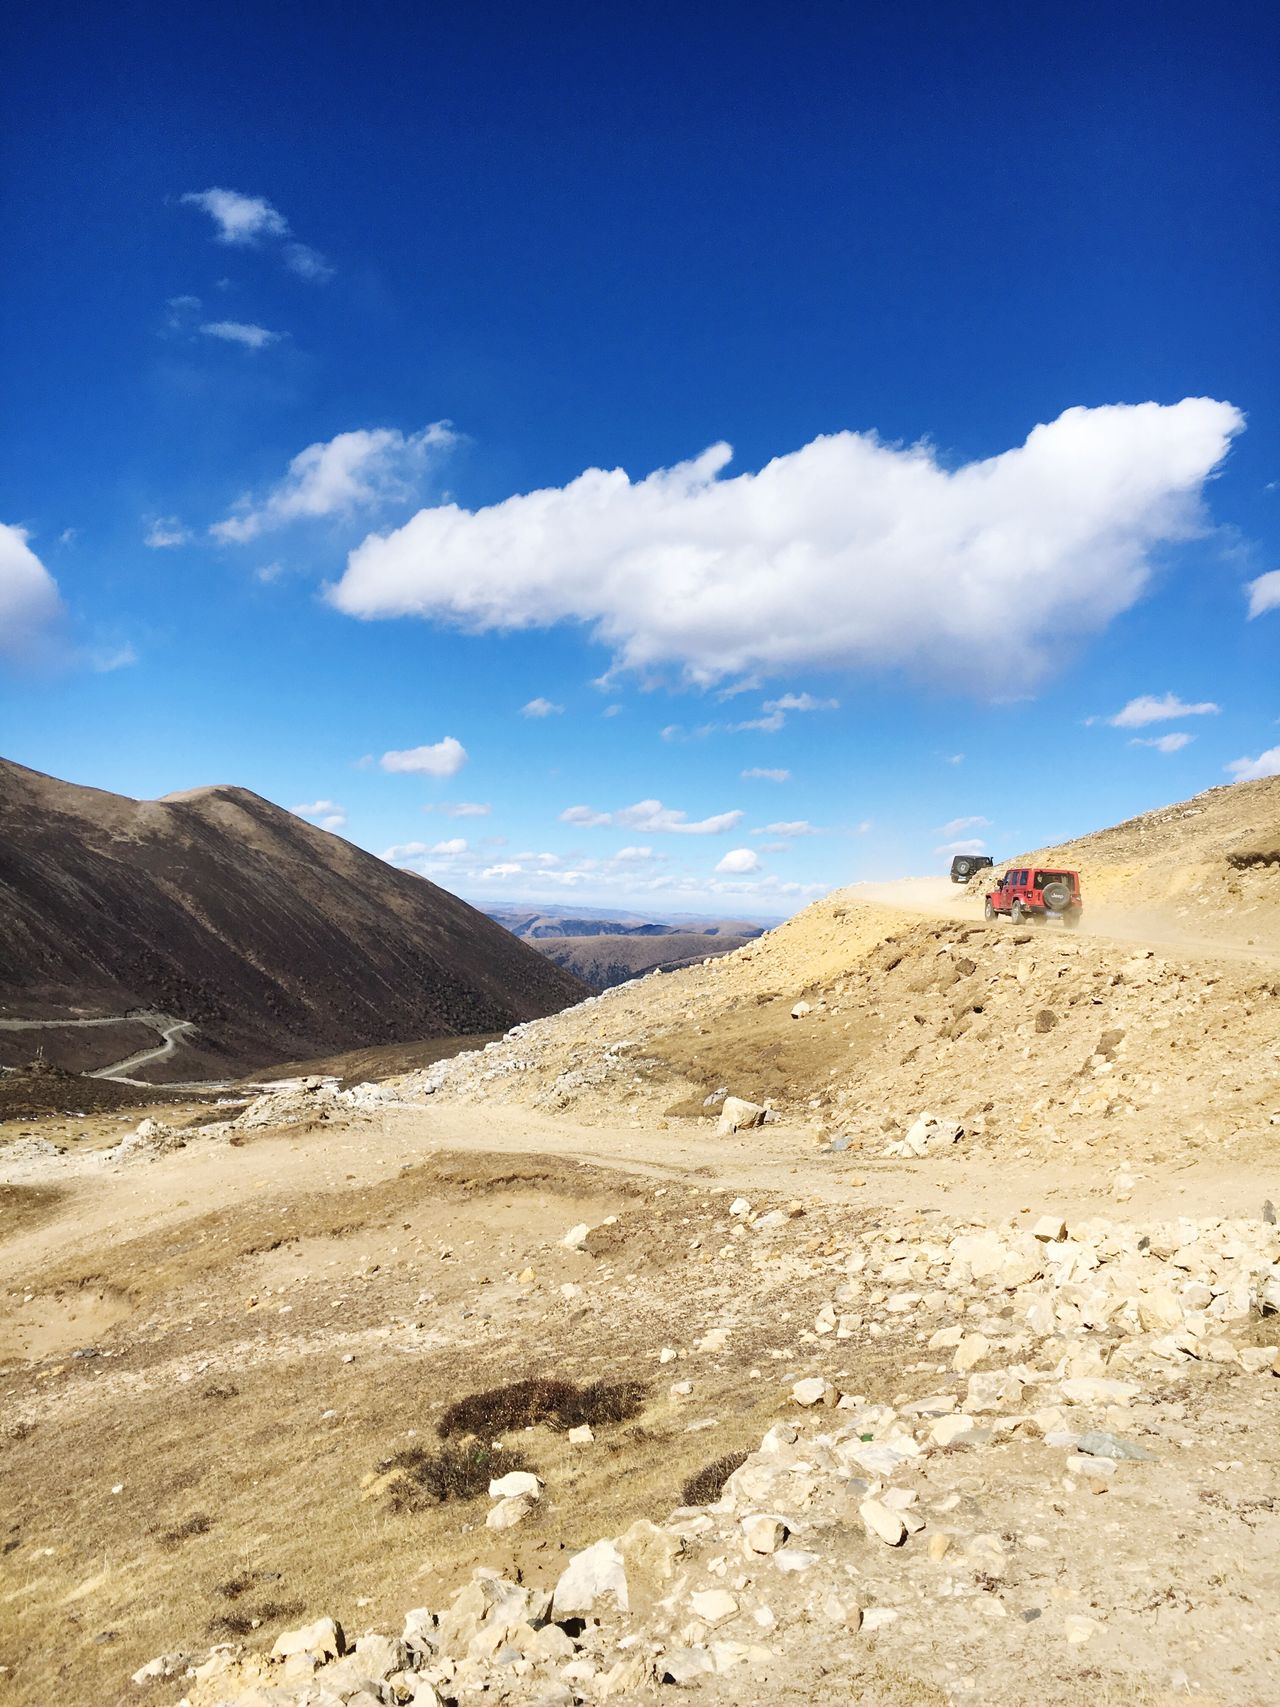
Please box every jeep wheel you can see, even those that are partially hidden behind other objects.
[1062,912,1081,930]
[1041,879,1072,914]
[984,897,995,920]
[1010,900,1025,923]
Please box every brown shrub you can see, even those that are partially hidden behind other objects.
[680,1452,748,1507]
[436,1377,647,1440]
[381,1442,533,1512]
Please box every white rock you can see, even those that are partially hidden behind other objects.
[568,1423,595,1445]
[791,1002,812,1019]
[717,1096,767,1135]
[741,1515,788,1555]
[561,1223,591,1249]
[773,1548,820,1572]
[953,1332,990,1372]
[489,1471,542,1500]
[729,1197,752,1217]
[930,1413,976,1447]
[689,1589,738,1625]
[790,1377,829,1407]
[1033,1215,1068,1242]
[272,1617,343,1660]
[859,1498,907,1546]
[486,1493,537,1529]
[552,1540,629,1618]
[1064,1614,1102,1645]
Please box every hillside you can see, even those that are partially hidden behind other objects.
[531,929,751,991]
[963,773,1280,950]
[0,757,586,1080]
[2,776,1278,1707]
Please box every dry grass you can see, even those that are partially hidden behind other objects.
[0,1183,69,1240]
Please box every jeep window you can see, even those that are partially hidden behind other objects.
[1035,870,1070,888]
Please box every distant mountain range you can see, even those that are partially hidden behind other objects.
[484,904,768,991]
[0,758,587,1081]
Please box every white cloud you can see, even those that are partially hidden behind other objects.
[945,753,965,765]
[559,799,742,834]
[730,709,785,733]
[430,837,468,855]
[89,643,138,672]
[1245,569,1280,619]
[935,837,988,857]
[742,767,791,782]
[181,188,289,245]
[144,516,191,548]
[757,819,820,836]
[213,423,456,544]
[1107,692,1220,728]
[1130,732,1193,753]
[602,703,623,717]
[715,847,761,874]
[612,846,654,863]
[521,696,564,718]
[425,800,491,818]
[380,737,468,778]
[0,524,62,659]
[200,320,282,351]
[383,840,431,861]
[483,862,523,879]
[762,692,838,713]
[941,814,992,836]
[329,399,1243,694]
[855,820,873,834]
[1226,746,1280,782]
[758,840,792,853]
[284,243,334,282]
[293,798,348,831]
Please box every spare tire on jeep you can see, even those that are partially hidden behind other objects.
[1041,879,1072,913]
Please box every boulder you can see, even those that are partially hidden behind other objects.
[271,1617,344,1660]
[717,1096,767,1135]
[552,1539,629,1618]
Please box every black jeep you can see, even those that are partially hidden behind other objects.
[949,853,994,884]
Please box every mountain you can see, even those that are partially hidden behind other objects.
[0,758,587,1080]
[530,930,753,992]
[483,904,769,991]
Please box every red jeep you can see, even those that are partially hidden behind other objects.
[985,867,1082,927]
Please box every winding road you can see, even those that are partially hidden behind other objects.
[0,1010,197,1083]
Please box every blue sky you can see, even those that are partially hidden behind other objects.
[2,1,1278,917]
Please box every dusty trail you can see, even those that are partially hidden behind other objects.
[850,874,1280,966]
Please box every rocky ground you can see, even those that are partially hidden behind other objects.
[2,777,1278,1706]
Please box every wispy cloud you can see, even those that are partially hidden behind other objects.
[754,819,821,836]
[293,798,348,831]
[213,424,456,544]
[88,643,138,673]
[329,399,1243,695]
[521,696,563,718]
[941,814,991,836]
[935,837,987,856]
[380,737,468,778]
[742,767,791,782]
[424,800,491,817]
[144,516,191,548]
[199,320,282,351]
[1130,732,1193,753]
[181,187,333,280]
[1105,693,1220,728]
[559,798,742,834]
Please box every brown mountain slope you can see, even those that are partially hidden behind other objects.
[0,758,587,1080]
[532,930,751,991]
